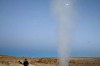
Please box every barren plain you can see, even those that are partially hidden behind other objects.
[0,55,100,66]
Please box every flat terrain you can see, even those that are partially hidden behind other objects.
[0,55,100,66]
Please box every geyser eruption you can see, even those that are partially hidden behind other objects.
[52,0,75,66]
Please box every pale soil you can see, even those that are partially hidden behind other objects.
[34,63,56,66]
[0,55,100,66]
[0,63,35,66]
[0,63,57,66]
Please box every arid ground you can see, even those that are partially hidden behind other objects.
[0,55,100,66]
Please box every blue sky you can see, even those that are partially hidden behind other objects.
[0,0,100,57]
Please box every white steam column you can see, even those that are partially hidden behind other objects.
[52,0,74,66]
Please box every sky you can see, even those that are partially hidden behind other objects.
[0,0,100,57]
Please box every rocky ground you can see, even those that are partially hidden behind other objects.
[0,55,100,66]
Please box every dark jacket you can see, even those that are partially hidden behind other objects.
[23,60,29,66]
